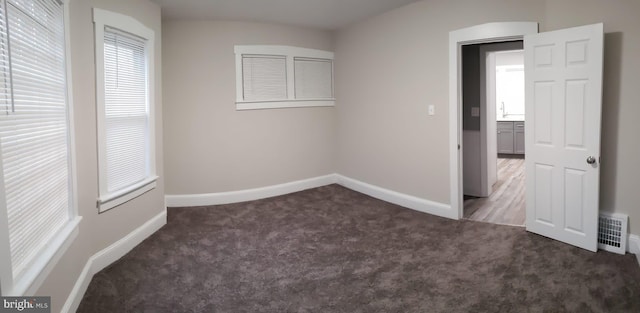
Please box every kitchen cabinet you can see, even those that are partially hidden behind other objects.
[497,122,514,154]
[514,121,525,154]
[497,121,525,155]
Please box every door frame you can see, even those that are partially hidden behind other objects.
[449,22,538,218]
[479,43,525,197]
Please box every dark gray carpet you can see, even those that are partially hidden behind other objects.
[78,185,640,312]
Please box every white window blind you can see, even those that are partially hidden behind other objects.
[234,45,335,110]
[0,0,71,283]
[294,57,333,99]
[242,55,287,101]
[102,28,149,193]
[94,8,156,212]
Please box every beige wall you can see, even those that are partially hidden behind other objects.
[335,0,640,233]
[334,0,543,204]
[34,0,164,311]
[162,20,335,195]
[542,0,640,233]
[22,0,640,310]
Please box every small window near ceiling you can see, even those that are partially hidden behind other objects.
[235,45,335,110]
[93,8,157,212]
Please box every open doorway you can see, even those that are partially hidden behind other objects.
[461,42,526,226]
[450,22,604,252]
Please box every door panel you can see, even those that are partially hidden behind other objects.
[533,82,553,145]
[525,23,603,252]
[565,80,587,148]
[533,164,553,224]
[564,168,586,233]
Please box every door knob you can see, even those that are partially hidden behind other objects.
[586,156,597,164]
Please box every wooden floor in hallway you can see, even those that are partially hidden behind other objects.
[464,157,525,226]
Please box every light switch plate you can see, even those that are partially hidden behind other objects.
[471,107,480,117]
[428,105,435,116]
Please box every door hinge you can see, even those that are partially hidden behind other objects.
[458,144,461,150]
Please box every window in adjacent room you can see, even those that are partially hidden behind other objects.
[0,0,80,296]
[93,8,157,212]
[235,45,334,110]
[494,50,525,120]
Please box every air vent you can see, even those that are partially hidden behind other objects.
[598,213,628,255]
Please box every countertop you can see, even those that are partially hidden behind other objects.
[497,117,525,122]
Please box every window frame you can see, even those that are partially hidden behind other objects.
[234,45,335,110]
[93,8,157,212]
[0,0,81,296]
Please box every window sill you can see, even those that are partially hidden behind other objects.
[5,216,82,296]
[236,99,335,111]
[98,176,158,212]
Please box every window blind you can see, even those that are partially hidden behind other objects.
[242,55,287,101]
[102,27,149,193]
[294,57,333,99]
[0,0,70,281]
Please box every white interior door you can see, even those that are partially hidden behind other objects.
[524,23,603,252]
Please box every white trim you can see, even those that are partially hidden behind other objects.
[98,177,158,211]
[0,142,12,293]
[449,22,538,219]
[90,210,166,273]
[234,49,244,102]
[93,9,154,40]
[234,45,333,59]
[165,175,338,207]
[628,234,640,266]
[166,174,454,220]
[61,210,167,313]
[64,0,79,220]
[60,258,91,313]
[2,217,81,296]
[236,100,335,110]
[93,8,157,213]
[334,175,455,219]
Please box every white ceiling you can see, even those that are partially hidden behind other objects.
[149,0,419,30]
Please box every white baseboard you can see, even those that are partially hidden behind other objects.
[165,174,455,221]
[334,175,455,220]
[628,234,640,266]
[165,174,338,207]
[60,258,92,313]
[90,210,167,273]
[61,209,167,313]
